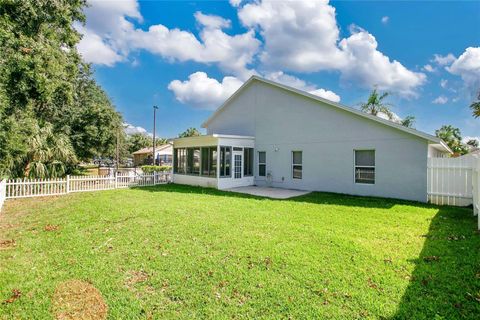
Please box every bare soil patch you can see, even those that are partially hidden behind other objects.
[52,280,107,320]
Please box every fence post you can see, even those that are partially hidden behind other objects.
[0,180,6,213]
[66,175,70,194]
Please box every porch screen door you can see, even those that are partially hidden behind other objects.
[234,154,242,179]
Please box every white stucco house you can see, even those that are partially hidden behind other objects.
[172,76,452,202]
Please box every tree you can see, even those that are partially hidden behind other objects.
[360,88,394,120]
[127,133,151,153]
[178,127,202,138]
[435,125,468,155]
[400,115,416,128]
[467,139,479,148]
[0,0,123,177]
[22,122,77,178]
[470,90,480,118]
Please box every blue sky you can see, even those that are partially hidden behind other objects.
[78,0,480,140]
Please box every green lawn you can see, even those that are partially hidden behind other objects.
[0,184,479,319]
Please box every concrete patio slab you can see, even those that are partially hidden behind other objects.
[224,186,310,199]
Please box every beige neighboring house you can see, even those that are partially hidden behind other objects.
[133,144,173,166]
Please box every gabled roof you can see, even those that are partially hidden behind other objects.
[201,76,452,153]
[132,144,172,155]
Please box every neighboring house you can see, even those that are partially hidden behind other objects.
[172,76,451,202]
[133,144,173,166]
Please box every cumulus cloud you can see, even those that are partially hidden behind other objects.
[381,16,389,24]
[432,95,448,104]
[77,1,260,78]
[237,0,425,97]
[440,79,448,88]
[446,47,480,95]
[168,72,244,109]
[76,25,124,66]
[124,123,149,135]
[338,28,426,97]
[169,71,341,108]
[433,53,456,66]
[422,64,435,73]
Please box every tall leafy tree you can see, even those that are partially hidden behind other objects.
[178,127,202,138]
[360,88,394,120]
[435,125,468,155]
[0,0,122,177]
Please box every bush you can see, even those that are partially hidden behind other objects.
[141,165,172,174]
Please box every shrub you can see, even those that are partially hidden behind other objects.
[141,165,172,174]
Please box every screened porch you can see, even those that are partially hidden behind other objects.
[172,134,255,189]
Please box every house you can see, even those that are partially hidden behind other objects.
[172,76,451,202]
[133,144,173,166]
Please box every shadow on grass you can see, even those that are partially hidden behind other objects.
[134,183,403,209]
[135,184,480,318]
[392,206,480,319]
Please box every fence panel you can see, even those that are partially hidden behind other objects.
[2,172,172,203]
[427,157,478,206]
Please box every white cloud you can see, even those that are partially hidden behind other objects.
[440,79,448,88]
[237,0,425,97]
[338,28,426,97]
[76,25,124,66]
[264,71,340,102]
[169,71,341,108]
[433,53,456,66]
[446,47,480,95]
[432,95,448,104]
[229,0,242,7]
[381,16,389,24]
[239,0,347,72]
[168,72,243,109]
[78,1,260,78]
[422,64,435,73]
[309,88,341,102]
[194,11,231,29]
[124,123,149,136]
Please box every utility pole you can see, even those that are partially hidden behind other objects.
[152,105,158,165]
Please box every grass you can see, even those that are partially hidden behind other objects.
[0,184,479,319]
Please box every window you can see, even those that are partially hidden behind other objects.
[243,148,254,176]
[258,151,266,177]
[219,146,231,178]
[355,150,375,184]
[173,148,187,174]
[292,151,302,179]
[201,147,217,177]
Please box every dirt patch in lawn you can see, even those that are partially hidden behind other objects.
[52,280,107,320]
[0,239,16,249]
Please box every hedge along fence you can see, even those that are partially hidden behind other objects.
[0,172,172,212]
[140,165,172,174]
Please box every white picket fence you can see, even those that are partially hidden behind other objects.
[0,172,172,202]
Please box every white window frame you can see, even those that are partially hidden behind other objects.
[258,151,266,177]
[354,149,375,185]
[292,151,302,180]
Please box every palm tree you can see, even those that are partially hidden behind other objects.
[470,91,480,118]
[435,125,468,155]
[401,115,416,128]
[22,123,77,178]
[178,127,201,138]
[360,88,394,120]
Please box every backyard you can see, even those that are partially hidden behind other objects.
[0,184,479,319]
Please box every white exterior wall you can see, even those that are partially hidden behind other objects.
[207,81,429,202]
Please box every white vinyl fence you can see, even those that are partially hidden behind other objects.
[428,156,480,228]
[0,172,171,205]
